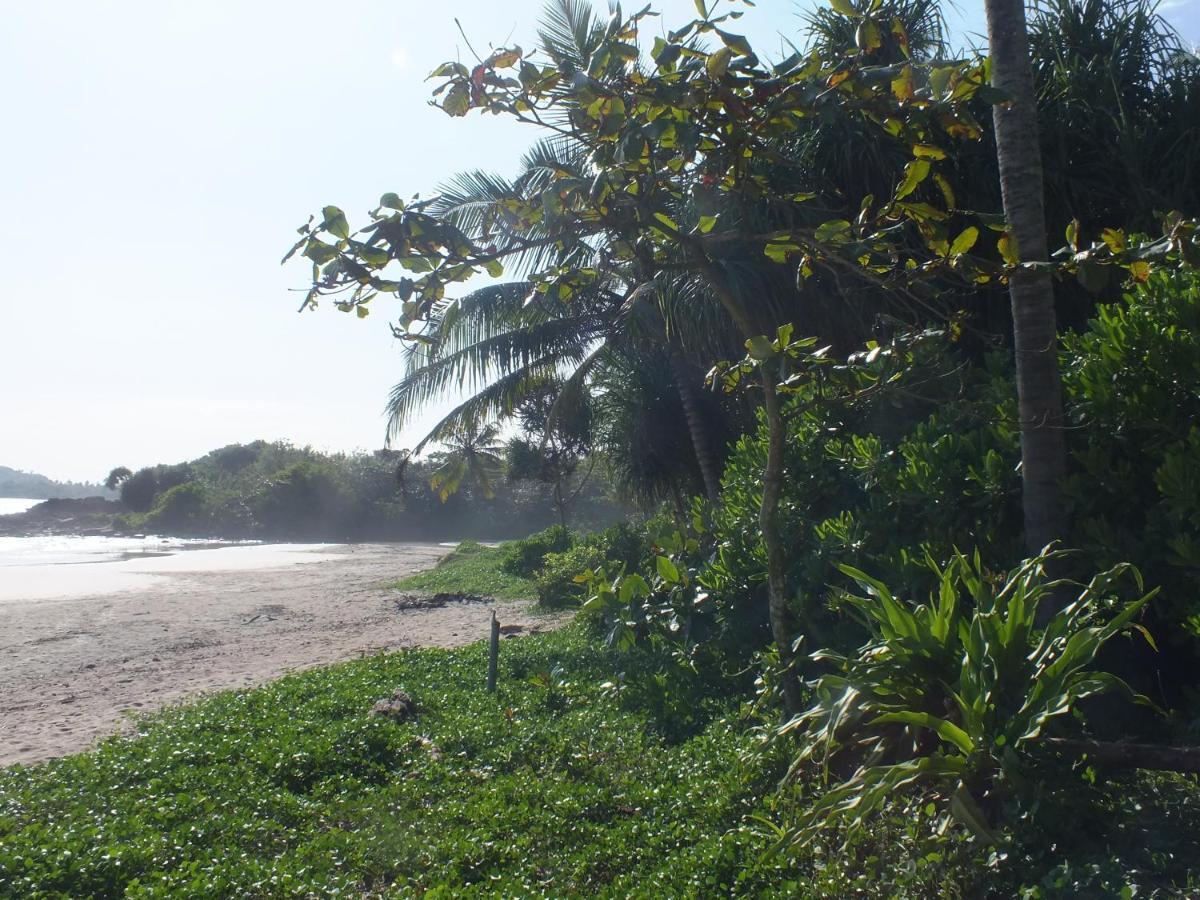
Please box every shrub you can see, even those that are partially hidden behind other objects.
[1061,269,1200,645]
[139,481,213,535]
[501,524,575,578]
[783,550,1156,845]
[535,544,606,607]
[249,460,350,539]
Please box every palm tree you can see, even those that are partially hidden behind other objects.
[984,0,1068,558]
[427,421,505,502]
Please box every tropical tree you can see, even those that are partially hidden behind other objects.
[103,466,132,492]
[983,0,1068,559]
[287,0,1197,711]
[427,421,505,502]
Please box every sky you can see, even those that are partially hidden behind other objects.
[1,0,1196,483]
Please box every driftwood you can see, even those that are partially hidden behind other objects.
[1041,737,1200,774]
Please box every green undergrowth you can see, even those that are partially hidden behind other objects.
[2,625,1198,896]
[392,540,536,600]
[0,627,791,898]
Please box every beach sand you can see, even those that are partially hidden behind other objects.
[0,543,552,767]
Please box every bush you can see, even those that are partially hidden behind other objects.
[1062,269,1200,646]
[535,544,606,607]
[139,481,213,535]
[501,524,575,578]
[249,460,350,540]
[704,336,1022,664]
[784,549,1156,845]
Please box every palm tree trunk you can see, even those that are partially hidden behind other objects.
[666,343,722,502]
[760,366,803,715]
[985,0,1067,557]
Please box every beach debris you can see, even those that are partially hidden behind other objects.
[369,688,417,721]
[392,592,493,611]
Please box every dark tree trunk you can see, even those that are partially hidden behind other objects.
[985,0,1068,558]
[666,343,722,502]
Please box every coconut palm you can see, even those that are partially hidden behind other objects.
[427,421,505,502]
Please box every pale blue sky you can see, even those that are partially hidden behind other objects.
[1,1,1195,482]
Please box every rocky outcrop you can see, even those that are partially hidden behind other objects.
[0,497,124,537]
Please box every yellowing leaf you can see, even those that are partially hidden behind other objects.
[912,144,947,160]
[891,65,914,101]
[1065,218,1080,251]
[829,0,858,17]
[1129,259,1151,282]
[1101,228,1126,253]
[697,214,718,234]
[998,232,1020,266]
[891,16,911,57]
[855,18,882,53]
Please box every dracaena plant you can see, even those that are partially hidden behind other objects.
[780,548,1157,845]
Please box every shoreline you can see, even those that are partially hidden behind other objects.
[0,542,551,768]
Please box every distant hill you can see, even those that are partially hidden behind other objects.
[0,466,115,500]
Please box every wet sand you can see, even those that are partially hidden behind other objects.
[0,543,550,767]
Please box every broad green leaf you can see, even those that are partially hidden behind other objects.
[746,335,775,360]
[656,554,680,584]
[322,206,350,240]
[379,192,404,211]
[706,46,733,79]
[814,219,852,243]
[484,259,504,277]
[697,214,718,234]
[895,159,930,200]
[716,29,753,57]
[891,16,911,57]
[829,0,858,17]
[443,81,471,117]
[764,241,800,262]
[949,226,978,257]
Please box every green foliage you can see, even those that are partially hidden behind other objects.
[118,466,160,512]
[784,550,1156,845]
[249,459,351,540]
[706,332,1023,660]
[393,541,537,600]
[535,543,607,607]
[0,628,788,898]
[137,481,214,535]
[1062,269,1200,641]
[500,524,576,578]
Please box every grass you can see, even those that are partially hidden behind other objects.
[2,624,1198,897]
[392,540,536,600]
[0,627,787,898]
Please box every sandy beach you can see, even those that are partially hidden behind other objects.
[0,543,551,767]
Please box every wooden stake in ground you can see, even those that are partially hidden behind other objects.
[487,610,500,693]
